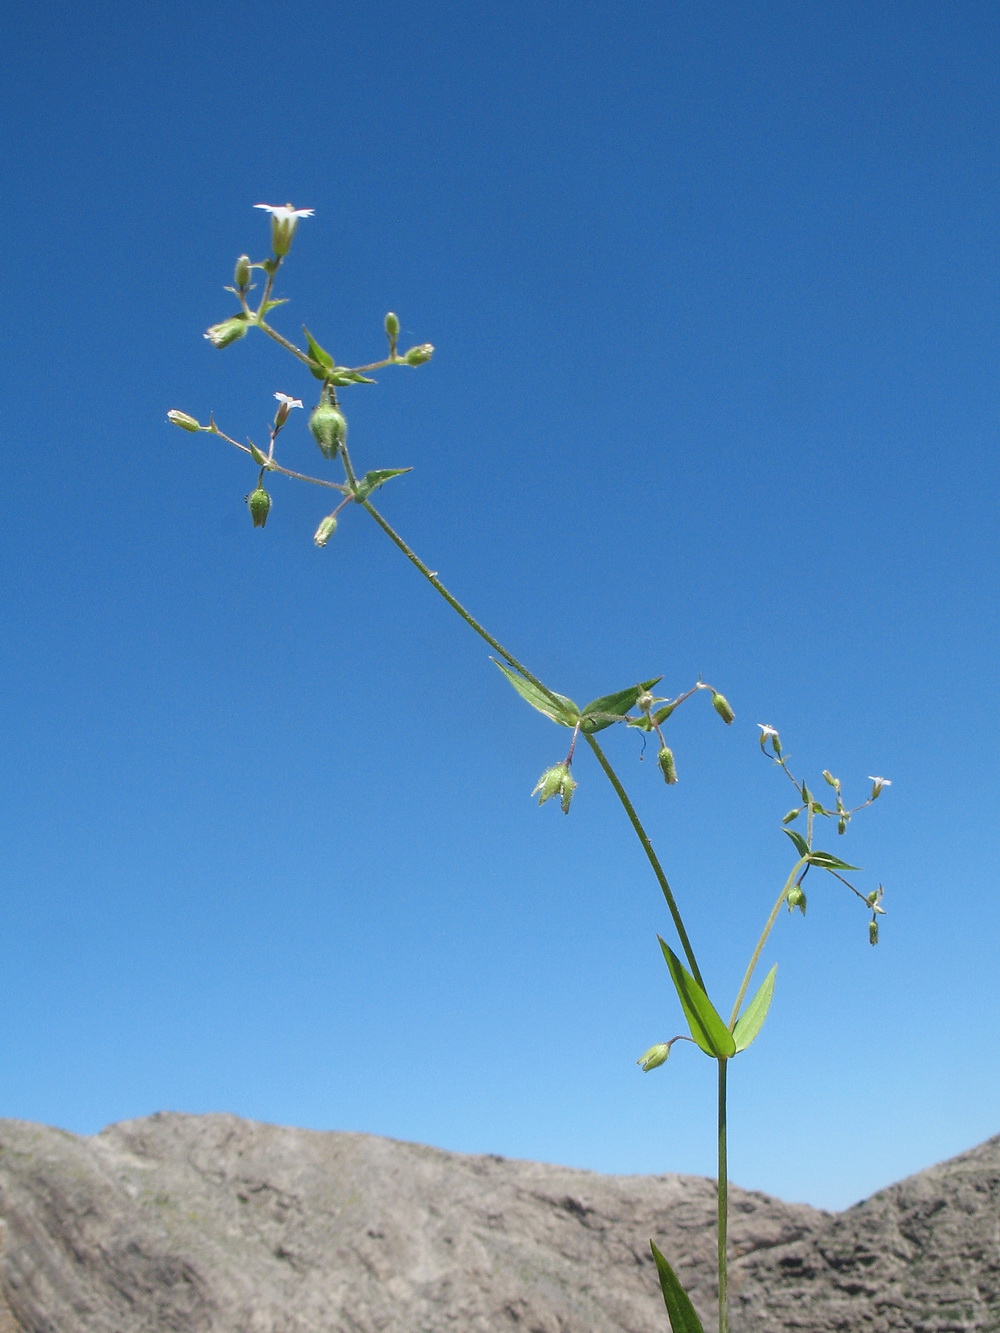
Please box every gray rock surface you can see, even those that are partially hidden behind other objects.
[0,1113,995,1331]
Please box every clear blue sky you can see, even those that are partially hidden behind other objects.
[2,1,997,1212]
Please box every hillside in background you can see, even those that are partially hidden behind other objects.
[0,1114,996,1331]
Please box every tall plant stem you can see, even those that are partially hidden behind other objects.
[717,1058,729,1333]
[584,733,705,989]
[361,499,705,986]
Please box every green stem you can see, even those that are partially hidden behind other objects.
[717,1058,728,1333]
[727,857,807,1029]
[360,501,706,987]
[584,733,705,989]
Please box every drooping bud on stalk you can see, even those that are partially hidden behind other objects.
[711,692,735,724]
[532,762,577,814]
[822,770,840,789]
[204,314,250,348]
[167,410,203,432]
[657,746,678,785]
[247,486,271,528]
[234,254,252,290]
[313,515,338,547]
[869,918,879,946]
[786,885,807,915]
[782,808,802,825]
[403,343,434,366]
[637,1043,671,1072]
[309,399,347,459]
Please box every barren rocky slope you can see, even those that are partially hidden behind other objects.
[0,1113,995,1331]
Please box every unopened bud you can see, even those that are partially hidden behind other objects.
[234,254,251,290]
[309,401,347,459]
[657,746,678,785]
[313,515,338,547]
[532,762,576,814]
[204,314,250,348]
[869,918,879,946]
[384,311,400,343]
[247,486,271,528]
[637,1043,670,1072]
[822,770,840,789]
[786,886,807,915]
[167,410,202,432]
[403,343,434,366]
[711,692,735,725]
[838,818,847,835]
[782,808,801,825]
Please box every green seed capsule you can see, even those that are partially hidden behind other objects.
[313,515,338,547]
[204,314,250,348]
[711,692,735,724]
[657,746,678,785]
[637,1043,670,1072]
[869,918,879,946]
[247,487,271,528]
[786,886,807,915]
[167,410,202,432]
[403,343,434,366]
[309,401,347,459]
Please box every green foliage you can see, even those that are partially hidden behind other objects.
[650,1243,706,1333]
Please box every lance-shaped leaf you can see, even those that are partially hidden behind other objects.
[649,1242,705,1333]
[303,326,335,380]
[493,660,580,727]
[808,851,860,871]
[330,367,377,385]
[733,963,777,1053]
[580,676,663,734]
[659,939,736,1059]
[260,298,288,315]
[353,468,413,503]
[784,828,810,859]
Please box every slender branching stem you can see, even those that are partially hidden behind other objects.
[727,857,807,1029]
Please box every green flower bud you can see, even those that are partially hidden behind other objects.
[309,401,347,459]
[822,770,840,789]
[234,254,251,290]
[657,746,677,785]
[247,486,271,528]
[782,807,801,825]
[838,818,847,835]
[637,1043,671,1072]
[167,410,203,432]
[786,885,807,915]
[532,762,576,814]
[403,343,434,366]
[711,692,735,725]
[869,918,879,946]
[204,314,250,348]
[384,311,400,352]
[313,515,338,547]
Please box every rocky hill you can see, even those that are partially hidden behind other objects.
[0,1113,995,1331]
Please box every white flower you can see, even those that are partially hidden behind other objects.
[274,393,303,409]
[254,203,314,222]
[868,776,891,786]
[757,724,779,739]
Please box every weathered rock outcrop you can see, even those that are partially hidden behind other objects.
[0,1113,995,1331]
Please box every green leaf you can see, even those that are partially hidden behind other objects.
[330,367,377,385]
[260,298,288,315]
[733,964,777,1053]
[649,1242,705,1333]
[353,468,413,503]
[248,441,269,467]
[581,676,663,734]
[303,325,335,379]
[808,851,860,871]
[492,660,580,727]
[658,939,736,1059]
[783,828,810,859]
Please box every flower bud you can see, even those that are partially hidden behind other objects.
[637,1043,671,1072]
[167,409,202,432]
[309,401,347,459]
[403,343,434,366]
[234,254,251,290]
[247,486,271,528]
[657,746,677,785]
[786,885,807,915]
[782,808,801,825]
[313,515,338,547]
[868,918,879,946]
[822,770,840,789]
[838,818,847,836]
[711,692,735,724]
[204,314,250,348]
[384,311,400,349]
[532,762,577,814]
